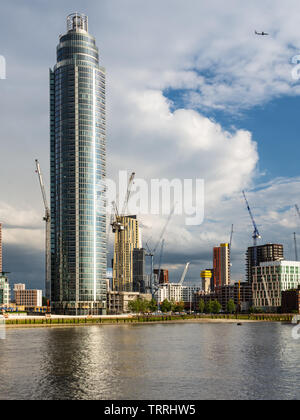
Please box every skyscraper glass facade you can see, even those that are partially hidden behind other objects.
[50,13,107,315]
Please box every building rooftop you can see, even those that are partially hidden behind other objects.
[67,13,88,33]
[259,260,300,267]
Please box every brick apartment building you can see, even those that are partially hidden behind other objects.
[14,289,42,307]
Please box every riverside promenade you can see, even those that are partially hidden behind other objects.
[2,313,294,328]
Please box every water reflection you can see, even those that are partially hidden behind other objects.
[0,323,299,400]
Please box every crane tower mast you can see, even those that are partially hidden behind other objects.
[35,159,51,301]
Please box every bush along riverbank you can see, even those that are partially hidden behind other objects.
[4,313,294,327]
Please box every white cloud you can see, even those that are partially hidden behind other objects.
[93,0,300,112]
[0,202,43,249]
[109,87,258,206]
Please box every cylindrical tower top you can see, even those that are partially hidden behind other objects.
[67,13,88,32]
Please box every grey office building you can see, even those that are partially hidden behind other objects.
[133,249,147,294]
[50,13,107,315]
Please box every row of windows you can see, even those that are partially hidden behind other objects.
[54,152,106,160]
[55,144,106,153]
[58,40,97,51]
[57,47,99,60]
[59,33,96,44]
[256,266,300,274]
[54,61,105,79]
[54,116,106,125]
[54,107,105,117]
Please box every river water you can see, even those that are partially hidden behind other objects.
[0,322,299,400]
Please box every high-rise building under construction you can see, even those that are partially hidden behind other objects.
[246,243,284,283]
[213,243,230,288]
[113,216,140,292]
[50,14,107,315]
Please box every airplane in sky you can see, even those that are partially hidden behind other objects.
[255,30,269,36]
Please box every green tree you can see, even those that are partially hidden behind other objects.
[128,299,138,313]
[211,300,222,314]
[148,298,158,312]
[205,300,213,314]
[199,299,205,313]
[128,297,148,314]
[227,299,236,314]
[173,301,185,312]
[161,299,172,313]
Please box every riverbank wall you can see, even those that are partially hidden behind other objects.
[3,313,294,328]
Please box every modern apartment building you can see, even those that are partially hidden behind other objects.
[213,243,230,288]
[50,14,107,315]
[113,216,140,292]
[0,275,10,306]
[157,283,182,303]
[15,289,43,307]
[246,243,284,283]
[157,283,202,304]
[252,261,300,310]
[182,285,203,303]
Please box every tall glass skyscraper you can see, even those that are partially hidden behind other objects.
[50,13,107,315]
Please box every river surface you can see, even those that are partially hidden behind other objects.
[0,322,299,400]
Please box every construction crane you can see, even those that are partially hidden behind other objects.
[238,280,241,312]
[294,233,298,262]
[111,201,124,233]
[294,205,300,262]
[145,242,155,296]
[156,239,165,285]
[121,172,136,216]
[111,172,135,233]
[229,224,234,267]
[153,203,176,256]
[229,224,234,250]
[154,239,166,311]
[179,262,191,285]
[146,204,176,297]
[242,191,261,267]
[296,204,300,220]
[242,191,261,247]
[35,159,51,301]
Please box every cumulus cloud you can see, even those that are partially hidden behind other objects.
[109,88,258,192]
[0,202,44,249]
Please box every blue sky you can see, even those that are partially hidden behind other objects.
[1,0,300,290]
[164,89,300,181]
